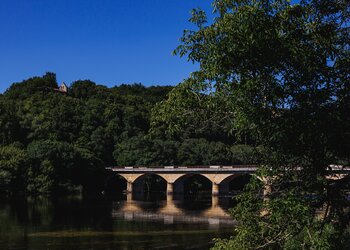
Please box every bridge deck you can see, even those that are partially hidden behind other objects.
[107,165,257,173]
[107,165,350,174]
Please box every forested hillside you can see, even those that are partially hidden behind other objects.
[0,73,257,195]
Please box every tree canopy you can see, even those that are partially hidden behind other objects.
[154,0,350,248]
[0,72,258,196]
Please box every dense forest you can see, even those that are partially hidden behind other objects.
[0,72,258,196]
[167,0,350,248]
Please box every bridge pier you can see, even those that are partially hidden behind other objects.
[212,183,220,196]
[212,195,219,207]
[167,182,173,195]
[126,192,133,201]
[127,182,133,194]
[167,192,173,201]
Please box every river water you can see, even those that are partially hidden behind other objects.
[0,194,237,250]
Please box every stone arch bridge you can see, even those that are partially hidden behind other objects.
[106,165,350,196]
[107,165,257,196]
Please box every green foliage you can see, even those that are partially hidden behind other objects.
[230,144,261,164]
[0,71,265,196]
[26,159,55,194]
[284,224,340,250]
[0,99,21,144]
[70,80,99,99]
[0,144,28,193]
[26,140,77,194]
[113,135,178,166]
[177,139,231,165]
[5,72,58,99]
[214,170,350,249]
[151,80,237,142]
[155,0,350,248]
[0,73,175,195]
[3,73,257,195]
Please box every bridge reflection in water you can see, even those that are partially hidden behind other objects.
[112,194,236,228]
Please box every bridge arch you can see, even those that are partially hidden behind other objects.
[219,174,252,195]
[104,173,128,196]
[132,173,168,198]
[173,173,213,195]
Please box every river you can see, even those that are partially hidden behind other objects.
[0,194,237,250]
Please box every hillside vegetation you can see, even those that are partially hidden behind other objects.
[0,73,257,195]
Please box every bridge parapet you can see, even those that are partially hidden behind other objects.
[107,165,258,173]
[106,165,350,175]
[108,165,257,169]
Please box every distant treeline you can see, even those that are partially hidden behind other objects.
[0,73,259,196]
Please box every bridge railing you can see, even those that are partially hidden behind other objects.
[107,165,257,170]
[106,165,350,173]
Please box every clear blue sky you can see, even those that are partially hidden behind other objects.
[0,0,212,93]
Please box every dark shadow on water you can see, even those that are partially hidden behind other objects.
[104,174,127,197]
[174,193,213,211]
[132,190,167,201]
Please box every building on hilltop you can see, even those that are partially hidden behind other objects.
[53,82,68,94]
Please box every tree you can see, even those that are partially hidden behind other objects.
[0,73,177,196]
[4,72,58,99]
[0,99,22,145]
[177,138,231,165]
[26,140,77,194]
[113,135,160,166]
[155,0,350,248]
[0,144,28,193]
[70,80,98,99]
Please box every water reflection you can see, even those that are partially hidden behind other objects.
[113,194,235,228]
[0,194,236,250]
